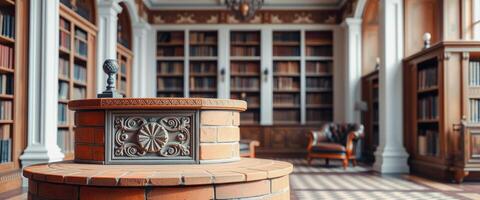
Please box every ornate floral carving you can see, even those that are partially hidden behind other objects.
[109,111,197,163]
[138,123,168,153]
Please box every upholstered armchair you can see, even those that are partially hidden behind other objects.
[307,123,364,169]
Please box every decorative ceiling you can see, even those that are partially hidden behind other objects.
[144,0,347,10]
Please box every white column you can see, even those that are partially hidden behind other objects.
[132,21,150,97]
[96,1,122,93]
[146,27,158,97]
[473,0,480,40]
[373,0,409,173]
[342,18,362,123]
[20,0,64,167]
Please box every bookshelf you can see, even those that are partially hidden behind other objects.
[361,70,379,162]
[189,31,218,98]
[230,31,261,124]
[0,0,28,193]
[58,1,96,160]
[273,31,301,124]
[305,31,334,124]
[116,2,132,97]
[154,28,337,156]
[156,31,185,97]
[403,41,480,182]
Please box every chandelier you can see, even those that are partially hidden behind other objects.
[225,0,264,21]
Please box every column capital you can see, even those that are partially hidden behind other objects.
[97,0,122,15]
[133,20,151,32]
[343,17,362,26]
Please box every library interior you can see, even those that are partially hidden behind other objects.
[1,0,480,199]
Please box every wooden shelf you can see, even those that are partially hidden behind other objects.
[0,35,14,44]
[189,56,218,61]
[417,86,438,93]
[230,73,259,77]
[306,104,333,108]
[305,73,332,77]
[0,67,14,73]
[156,57,185,60]
[305,56,333,61]
[230,56,261,61]
[157,42,184,46]
[417,119,439,123]
[0,94,13,99]
[273,89,301,93]
[0,120,13,124]
[306,88,333,92]
[190,73,217,77]
[274,73,300,77]
[273,42,300,46]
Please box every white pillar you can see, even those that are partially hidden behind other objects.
[342,18,362,123]
[96,1,122,93]
[373,0,409,173]
[132,21,150,97]
[473,0,480,40]
[20,0,64,167]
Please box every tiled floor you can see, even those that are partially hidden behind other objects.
[285,158,480,200]
[2,159,480,199]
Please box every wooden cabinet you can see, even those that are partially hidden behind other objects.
[403,41,480,182]
[361,70,379,163]
[116,2,133,97]
[58,1,97,160]
[0,0,28,193]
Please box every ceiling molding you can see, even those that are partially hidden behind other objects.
[143,0,348,10]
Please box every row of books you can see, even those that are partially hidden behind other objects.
[274,77,300,90]
[417,67,438,90]
[59,30,71,50]
[73,64,87,83]
[157,61,183,74]
[59,58,69,78]
[306,46,332,57]
[59,81,69,100]
[157,78,183,90]
[75,38,88,57]
[189,77,216,90]
[306,78,333,90]
[58,103,68,125]
[473,135,480,155]
[157,93,183,98]
[190,93,216,98]
[273,94,299,106]
[190,62,216,74]
[0,11,15,39]
[0,74,13,95]
[230,46,260,57]
[157,47,184,57]
[0,138,11,163]
[120,62,127,75]
[230,77,259,90]
[417,95,439,120]
[418,129,439,156]
[157,32,184,44]
[0,100,12,120]
[240,111,260,123]
[73,87,86,100]
[231,93,260,107]
[60,17,70,30]
[0,44,14,69]
[190,32,217,44]
[306,61,332,74]
[0,124,10,163]
[231,32,260,43]
[306,109,333,122]
[470,99,480,122]
[119,79,127,93]
[273,32,300,42]
[306,94,332,105]
[273,46,300,57]
[190,46,217,57]
[231,62,259,74]
[274,61,299,74]
[273,110,299,123]
[305,32,332,43]
[57,130,74,153]
[469,61,480,86]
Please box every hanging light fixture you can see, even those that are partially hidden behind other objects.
[226,0,264,21]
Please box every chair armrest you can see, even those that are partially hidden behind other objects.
[240,139,260,158]
[345,125,365,157]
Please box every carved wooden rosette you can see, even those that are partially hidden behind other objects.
[106,110,198,164]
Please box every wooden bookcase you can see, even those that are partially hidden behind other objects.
[0,0,28,193]
[58,1,96,160]
[403,41,480,182]
[361,70,379,162]
[154,28,335,156]
[230,31,261,124]
[116,2,132,97]
[156,31,185,97]
[305,31,334,124]
[272,31,301,124]
[189,31,218,98]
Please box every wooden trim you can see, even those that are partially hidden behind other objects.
[60,4,97,35]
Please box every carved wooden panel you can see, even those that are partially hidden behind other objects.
[106,110,199,164]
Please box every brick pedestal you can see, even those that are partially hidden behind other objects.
[24,158,292,200]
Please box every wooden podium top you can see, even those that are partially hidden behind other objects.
[68,98,247,111]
